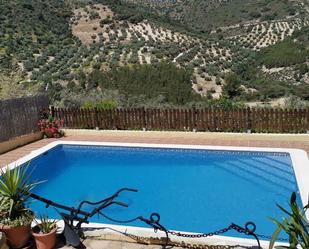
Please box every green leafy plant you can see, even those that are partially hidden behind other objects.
[269,192,309,249]
[33,215,57,234]
[0,164,41,226]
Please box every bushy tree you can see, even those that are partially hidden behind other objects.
[222,72,242,98]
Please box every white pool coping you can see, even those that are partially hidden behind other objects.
[6,141,309,248]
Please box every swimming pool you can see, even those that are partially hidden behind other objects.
[9,141,309,246]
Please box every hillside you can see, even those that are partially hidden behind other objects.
[122,0,306,32]
[0,0,308,108]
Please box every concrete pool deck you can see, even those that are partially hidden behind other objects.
[1,130,309,166]
[1,130,309,249]
[59,237,254,249]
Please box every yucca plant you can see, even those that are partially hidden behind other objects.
[0,163,41,226]
[33,215,57,234]
[32,214,58,249]
[269,192,309,249]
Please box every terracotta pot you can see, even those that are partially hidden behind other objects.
[32,226,57,249]
[0,224,31,248]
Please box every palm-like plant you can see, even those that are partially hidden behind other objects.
[0,164,41,226]
[269,192,309,249]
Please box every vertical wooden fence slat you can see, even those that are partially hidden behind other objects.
[305,107,309,132]
[77,108,81,128]
[251,108,255,132]
[294,108,298,132]
[153,108,156,130]
[291,109,296,132]
[273,108,278,133]
[187,109,192,131]
[147,109,151,130]
[71,108,76,128]
[282,109,287,133]
[246,107,250,131]
[131,109,136,130]
[218,108,222,131]
[116,109,124,130]
[257,108,262,132]
[278,108,283,133]
[66,108,71,128]
[170,109,174,130]
[286,109,291,132]
[208,108,214,131]
[174,109,179,130]
[78,108,83,128]
[297,108,302,132]
[289,109,293,132]
[160,109,164,130]
[151,108,156,130]
[269,109,274,133]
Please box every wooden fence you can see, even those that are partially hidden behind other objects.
[0,95,49,142]
[51,107,309,133]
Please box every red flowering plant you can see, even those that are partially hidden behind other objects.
[38,112,64,138]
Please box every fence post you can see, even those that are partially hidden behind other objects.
[50,106,55,118]
[307,107,309,134]
[192,107,197,132]
[142,107,147,131]
[247,107,252,133]
[94,107,99,130]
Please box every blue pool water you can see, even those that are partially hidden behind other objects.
[26,145,302,239]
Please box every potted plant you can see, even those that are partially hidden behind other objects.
[269,192,309,249]
[38,115,64,138]
[32,215,57,249]
[0,164,40,248]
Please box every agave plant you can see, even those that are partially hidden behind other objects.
[269,192,309,249]
[0,164,41,226]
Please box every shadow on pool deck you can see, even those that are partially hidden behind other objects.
[54,225,264,249]
[58,239,257,249]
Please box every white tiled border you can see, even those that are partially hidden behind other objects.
[6,141,309,248]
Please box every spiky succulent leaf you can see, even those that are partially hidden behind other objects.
[269,192,309,249]
[0,163,42,226]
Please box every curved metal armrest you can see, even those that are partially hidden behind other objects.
[76,188,138,211]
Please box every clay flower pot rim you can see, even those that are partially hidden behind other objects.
[0,224,31,229]
[0,224,11,230]
[32,226,57,237]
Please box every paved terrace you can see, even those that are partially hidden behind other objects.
[1,130,309,166]
[1,130,309,249]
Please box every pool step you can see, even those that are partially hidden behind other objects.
[215,160,296,193]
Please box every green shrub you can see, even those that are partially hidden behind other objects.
[222,72,242,98]
[87,62,196,105]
